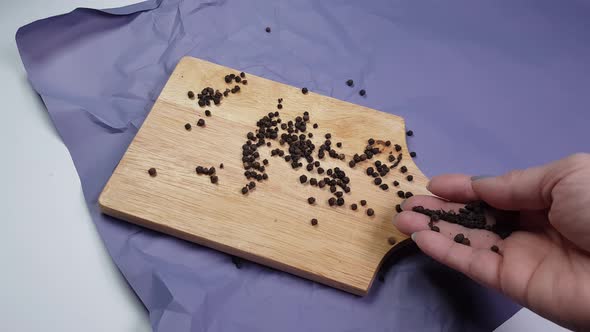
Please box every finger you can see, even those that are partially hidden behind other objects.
[394,211,502,249]
[473,166,555,210]
[427,174,480,203]
[413,231,503,290]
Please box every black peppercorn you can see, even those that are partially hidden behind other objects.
[148,168,157,177]
[277,104,283,109]
[366,167,374,176]
[394,144,402,152]
[240,72,245,78]
[205,110,211,117]
[393,180,399,186]
[400,166,408,173]
[328,197,336,206]
[395,204,402,213]
[308,197,316,204]
[311,218,318,226]
[406,130,413,136]
[310,178,318,186]
[302,87,308,94]
[346,79,353,87]
[197,119,205,127]
[336,142,342,148]
[406,175,413,181]
[380,184,389,190]
[265,27,271,33]
[367,208,374,216]
[351,203,358,210]
[336,197,344,206]
[220,163,224,169]
[185,123,191,130]
[454,233,465,243]
[360,200,367,206]
[397,190,405,198]
[210,175,218,184]
[241,187,248,194]
[359,89,366,96]
[317,167,324,174]
[410,152,416,158]
[299,175,308,184]
[374,178,382,185]
[405,192,413,198]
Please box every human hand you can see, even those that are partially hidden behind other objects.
[393,153,590,331]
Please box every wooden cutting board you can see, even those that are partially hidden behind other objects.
[99,56,429,295]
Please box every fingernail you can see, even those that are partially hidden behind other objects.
[471,175,493,181]
[392,214,399,226]
[411,232,417,241]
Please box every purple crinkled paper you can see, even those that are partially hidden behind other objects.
[16,0,590,331]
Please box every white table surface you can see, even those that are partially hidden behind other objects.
[0,1,570,331]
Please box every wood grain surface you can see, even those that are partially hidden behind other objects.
[99,56,429,295]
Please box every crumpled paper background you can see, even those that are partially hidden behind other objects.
[16,0,590,331]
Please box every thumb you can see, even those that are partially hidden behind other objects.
[472,154,585,210]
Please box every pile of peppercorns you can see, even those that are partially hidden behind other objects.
[411,200,516,252]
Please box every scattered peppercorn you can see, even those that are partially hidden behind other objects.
[346,79,354,87]
[197,119,205,127]
[360,200,367,206]
[400,166,408,173]
[404,192,413,198]
[187,91,195,99]
[367,208,374,216]
[277,104,283,109]
[241,187,248,194]
[148,168,157,177]
[308,197,316,204]
[302,87,308,94]
[359,89,366,96]
[410,152,416,158]
[310,178,318,186]
[454,233,465,243]
[299,175,307,184]
[351,203,358,210]
[265,27,271,33]
[395,204,402,213]
[210,175,218,184]
[380,184,389,190]
[185,123,191,130]
[374,178,382,185]
[368,138,375,145]
[205,110,211,117]
[406,130,413,136]
[397,190,405,198]
[393,180,399,187]
[220,163,224,169]
[462,238,471,246]
[406,175,413,181]
[336,142,342,148]
[336,197,344,206]
[328,197,336,206]
[311,218,318,226]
